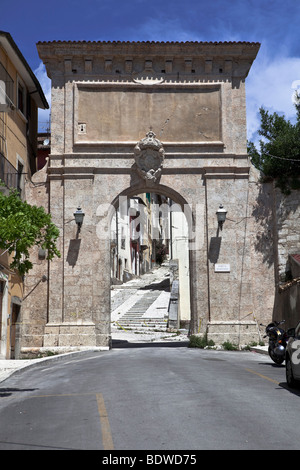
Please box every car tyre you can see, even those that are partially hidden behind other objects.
[286,356,297,388]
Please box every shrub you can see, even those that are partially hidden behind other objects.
[188,334,215,349]
[222,341,238,351]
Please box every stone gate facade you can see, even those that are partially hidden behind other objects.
[20,40,278,356]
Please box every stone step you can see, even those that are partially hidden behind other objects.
[112,283,170,331]
[115,317,168,329]
[116,324,167,331]
[117,316,167,323]
[117,320,160,325]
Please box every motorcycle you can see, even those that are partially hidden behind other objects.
[261,320,289,365]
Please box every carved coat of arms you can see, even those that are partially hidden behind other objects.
[134,131,165,186]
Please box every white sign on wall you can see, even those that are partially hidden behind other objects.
[215,264,230,272]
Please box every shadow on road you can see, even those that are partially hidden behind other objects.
[279,382,300,397]
[139,278,170,292]
[0,387,37,398]
[259,362,285,369]
[112,339,189,349]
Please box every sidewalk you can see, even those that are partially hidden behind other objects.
[0,358,46,383]
[249,345,269,355]
[0,349,109,384]
[0,351,85,384]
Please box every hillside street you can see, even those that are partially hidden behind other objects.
[0,345,299,451]
[0,266,298,451]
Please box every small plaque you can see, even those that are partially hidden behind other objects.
[215,264,230,272]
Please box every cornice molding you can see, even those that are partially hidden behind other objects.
[37,40,260,55]
[37,41,260,81]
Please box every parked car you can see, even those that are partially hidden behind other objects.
[286,321,300,388]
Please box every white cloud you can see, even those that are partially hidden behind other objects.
[246,46,300,145]
[34,62,51,132]
[126,16,202,43]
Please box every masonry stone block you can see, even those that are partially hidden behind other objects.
[19,39,293,355]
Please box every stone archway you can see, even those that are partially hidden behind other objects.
[108,183,198,334]
[19,40,272,358]
[22,127,208,354]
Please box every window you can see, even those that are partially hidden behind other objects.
[16,157,25,195]
[121,226,126,250]
[296,322,300,338]
[10,302,21,359]
[0,62,14,104]
[17,76,27,117]
[18,81,25,114]
[0,281,4,340]
[17,161,23,193]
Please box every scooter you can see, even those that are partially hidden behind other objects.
[261,320,288,365]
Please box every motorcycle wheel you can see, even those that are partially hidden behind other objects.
[268,346,285,365]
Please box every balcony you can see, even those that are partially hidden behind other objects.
[0,153,18,191]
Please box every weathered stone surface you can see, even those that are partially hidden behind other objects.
[20,40,295,354]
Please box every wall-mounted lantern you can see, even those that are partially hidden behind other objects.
[74,207,85,232]
[216,204,227,230]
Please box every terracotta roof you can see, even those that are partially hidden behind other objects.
[37,40,260,46]
[291,254,300,264]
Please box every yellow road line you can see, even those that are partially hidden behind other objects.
[96,393,114,450]
[2,390,114,450]
[245,368,279,385]
[114,321,128,331]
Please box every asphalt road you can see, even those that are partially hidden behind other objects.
[0,343,300,451]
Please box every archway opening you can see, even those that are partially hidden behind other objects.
[109,187,193,344]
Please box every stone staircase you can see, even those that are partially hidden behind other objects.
[114,291,168,330]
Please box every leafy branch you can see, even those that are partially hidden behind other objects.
[0,187,60,275]
[248,95,300,194]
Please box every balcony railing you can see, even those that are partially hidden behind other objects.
[0,153,18,190]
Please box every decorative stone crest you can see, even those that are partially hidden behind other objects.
[134,131,165,186]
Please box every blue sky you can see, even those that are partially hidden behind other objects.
[1,0,300,143]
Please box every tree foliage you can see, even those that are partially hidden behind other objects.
[0,188,60,275]
[248,96,300,194]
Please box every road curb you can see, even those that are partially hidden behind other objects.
[0,349,106,384]
[250,346,269,355]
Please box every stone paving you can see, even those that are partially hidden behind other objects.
[111,263,189,343]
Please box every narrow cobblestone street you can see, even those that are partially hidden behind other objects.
[111,264,189,345]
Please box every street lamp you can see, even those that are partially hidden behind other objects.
[216,204,227,230]
[74,207,85,232]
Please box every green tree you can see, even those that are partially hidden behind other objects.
[0,188,60,275]
[248,95,300,194]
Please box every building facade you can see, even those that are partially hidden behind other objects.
[19,39,280,355]
[0,31,48,358]
[111,193,153,282]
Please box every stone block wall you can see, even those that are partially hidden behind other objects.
[19,40,280,355]
[274,189,300,281]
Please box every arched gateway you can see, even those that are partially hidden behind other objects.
[20,40,274,357]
